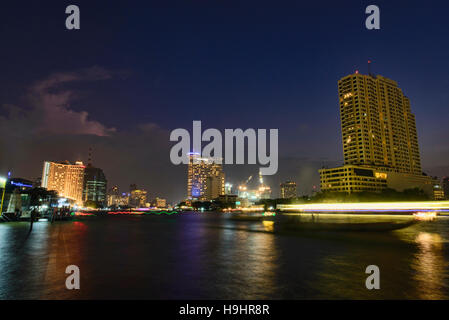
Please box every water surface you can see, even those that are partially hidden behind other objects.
[1,213,448,299]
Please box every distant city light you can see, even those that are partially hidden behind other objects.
[0,177,7,188]
[10,181,33,188]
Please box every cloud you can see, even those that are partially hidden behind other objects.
[0,68,188,203]
[30,66,113,93]
[0,66,116,137]
[138,122,164,133]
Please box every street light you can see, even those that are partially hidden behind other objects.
[0,176,7,217]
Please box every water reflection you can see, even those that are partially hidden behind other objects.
[413,232,448,299]
[0,222,51,299]
[1,216,449,299]
[262,220,275,232]
[238,227,277,298]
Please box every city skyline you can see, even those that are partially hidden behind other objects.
[1,1,448,203]
[3,64,447,204]
[1,0,449,305]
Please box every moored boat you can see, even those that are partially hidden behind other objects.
[226,212,420,232]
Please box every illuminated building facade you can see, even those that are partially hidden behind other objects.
[83,165,107,207]
[187,153,224,201]
[280,181,297,198]
[319,164,438,194]
[152,197,167,208]
[433,184,445,200]
[320,72,438,198]
[2,178,34,214]
[107,186,120,207]
[338,73,421,173]
[119,193,130,206]
[443,177,449,200]
[224,183,233,195]
[41,161,85,205]
[129,188,148,208]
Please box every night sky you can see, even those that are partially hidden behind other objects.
[1,0,448,203]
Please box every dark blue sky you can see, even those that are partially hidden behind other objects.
[1,0,448,202]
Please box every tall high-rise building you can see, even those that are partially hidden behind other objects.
[83,165,107,207]
[117,192,130,207]
[280,181,297,198]
[338,73,421,174]
[152,197,167,208]
[107,185,120,207]
[187,153,224,200]
[319,72,438,197]
[442,177,449,200]
[41,161,85,205]
[129,188,148,208]
[224,183,234,195]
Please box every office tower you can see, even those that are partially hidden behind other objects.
[205,174,225,200]
[83,166,107,207]
[118,193,130,206]
[107,185,120,207]
[319,72,438,197]
[224,183,233,195]
[82,147,107,207]
[338,73,421,174]
[433,183,445,200]
[280,181,297,198]
[127,184,148,208]
[187,153,224,200]
[152,197,167,208]
[129,188,148,208]
[41,161,85,205]
[442,177,449,200]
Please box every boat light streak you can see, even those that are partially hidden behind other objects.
[413,211,437,221]
[277,201,449,213]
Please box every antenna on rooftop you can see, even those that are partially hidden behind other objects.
[368,60,373,76]
[88,147,93,167]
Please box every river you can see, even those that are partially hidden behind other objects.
[0,213,448,299]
